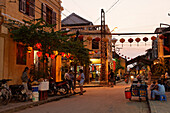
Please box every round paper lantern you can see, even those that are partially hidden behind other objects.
[36,43,41,49]
[95,51,98,53]
[120,38,125,47]
[128,38,133,46]
[95,37,100,42]
[103,38,109,42]
[37,51,42,57]
[53,51,58,56]
[87,36,92,41]
[62,33,67,36]
[50,54,55,59]
[151,36,156,41]
[92,51,95,54]
[89,52,92,54]
[71,35,76,38]
[143,37,148,46]
[128,57,130,59]
[122,55,124,56]
[45,53,49,58]
[159,34,165,40]
[125,56,126,59]
[135,38,141,46]
[78,35,84,40]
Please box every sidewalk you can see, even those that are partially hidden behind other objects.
[0,91,85,113]
[148,92,170,113]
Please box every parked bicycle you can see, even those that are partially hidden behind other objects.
[0,79,12,105]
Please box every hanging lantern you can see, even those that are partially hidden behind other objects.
[27,47,32,53]
[89,51,92,54]
[78,35,84,40]
[143,37,148,46]
[37,51,42,57]
[120,38,125,47]
[159,34,165,40]
[125,56,126,59]
[67,53,71,58]
[71,35,76,38]
[36,43,41,49]
[111,38,117,45]
[135,38,141,46]
[128,38,133,46]
[61,52,65,57]
[62,33,67,36]
[70,56,74,60]
[53,51,58,56]
[103,38,109,42]
[87,36,92,41]
[45,53,49,58]
[92,51,95,54]
[128,57,130,59]
[118,53,121,55]
[95,37,100,42]
[95,51,98,53]
[151,36,156,41]
[122,55,124,56]
[50,54,55,59]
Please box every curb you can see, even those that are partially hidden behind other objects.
[0,91,86,113]
[147,100,152,113]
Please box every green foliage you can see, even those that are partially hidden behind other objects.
[114,58,124,76]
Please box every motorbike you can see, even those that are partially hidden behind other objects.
[9,85,27,102]
[48,77,70,96]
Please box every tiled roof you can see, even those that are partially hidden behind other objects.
[61,13,93,26]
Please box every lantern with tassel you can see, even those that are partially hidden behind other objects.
[128,38,133,46]
[143,37,148,46]
[120,38,125,47]
[151,36,156,41]
[78,35,84,40]
[37,51,42,57]
[135,38,141,46]
[95,37,100,42]
[50,54,55,59]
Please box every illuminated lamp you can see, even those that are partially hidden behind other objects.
[103,38,109,42]
[120,38,125,47]
[45,53,49,58]
[95,51,98,53]
[71,35,76,38]
[36,43,41,49]
[37,51,42,57]
[128,38,133,46]
[135,38,141,46]
[50,54,55,59]
[92,51,95,54]
[27,47,32,53]
[95,37,100,42]
[53,51,58,56]
[151,36,156,41]
[143,37,148,46]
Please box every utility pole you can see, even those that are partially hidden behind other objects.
[100,9,106,82]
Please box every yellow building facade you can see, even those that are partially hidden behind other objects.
[0,0,63,84]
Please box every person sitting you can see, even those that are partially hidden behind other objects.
[150,81,156,98]
[151,80,165,100]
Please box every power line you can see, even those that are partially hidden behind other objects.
[94,0,120,23]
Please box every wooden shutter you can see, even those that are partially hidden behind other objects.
[41,3,46,21]
[29,0,35,17]
[19,0,26,13]
[52,11,56,28]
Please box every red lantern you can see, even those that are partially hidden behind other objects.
[95,51,98,53]
[50,54,55,59]
[36,43,41,49]
[128,57,130,59]
[89,52,91,54]
[87,36,92,41]
[95,37,100,42]
[45,53,49,58]
[151,36,156,41]
[61,52,65,57]
[128,38,133,46]
[159,34,165,40]
[143,37,148,46]
[125,56,126,59]
[120,38,125,47]
[103,38,109,42]
[70,56,74,60]
[135,38,141,46]
[78,35,84,40]
[92,51,95,54]
[62,33,67,36]
[37,51,42,57]
[122,55,124,56]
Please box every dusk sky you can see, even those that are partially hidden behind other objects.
[61,0,170,59]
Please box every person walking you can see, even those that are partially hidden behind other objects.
[21,67,29,95]
[77,69,85,95]
[64,69,71,93]
[109,69,114,87]
[69,70,75,94]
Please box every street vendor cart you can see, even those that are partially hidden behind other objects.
[125,82,148,101]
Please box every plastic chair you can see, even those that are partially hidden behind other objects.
[159,95,167,101]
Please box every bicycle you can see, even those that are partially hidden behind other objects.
[0,79,12,105]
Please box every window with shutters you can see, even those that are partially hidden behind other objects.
[41,4,57,28]
[92,39,99,49]
[19,0,35,17]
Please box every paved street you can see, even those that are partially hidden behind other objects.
[15,82,149,113]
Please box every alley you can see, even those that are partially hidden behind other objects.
[15,82,149,113]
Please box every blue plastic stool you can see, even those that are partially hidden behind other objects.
[159,95,167,101]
